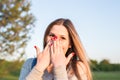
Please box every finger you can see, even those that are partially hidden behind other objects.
[49,63,53,68]
[50,41,54,56]
[66,52,75,65]
[34,45,41,57]
[44,40,51,51]
[55,39,60,54]
[43,41,52,60]
[53,39,57,54]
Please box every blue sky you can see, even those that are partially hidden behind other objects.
[25,0,120,63]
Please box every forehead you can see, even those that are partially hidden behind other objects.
[50,25,69,36]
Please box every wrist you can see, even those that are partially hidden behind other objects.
[53,63,66,68]
[34,65,45,72]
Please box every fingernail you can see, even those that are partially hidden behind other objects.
[34,46,37,49]
[50,43,53,46]
[72,52,75,56]
[51,36,57,41]
[51,37,54,40]
[54,36,57,40]
[49,41,53,46]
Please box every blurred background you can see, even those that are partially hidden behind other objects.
[0,0,120,80]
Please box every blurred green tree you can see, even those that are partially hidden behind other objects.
[90,59,99,71]
[0,0,35,60]
[99,59,111,71]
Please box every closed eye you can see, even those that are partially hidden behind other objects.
[61,37,66,40]
[49,33,55,37]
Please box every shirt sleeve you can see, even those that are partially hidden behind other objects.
[26,67,44,80]
[19,58,44,80]
[53,65,68,80]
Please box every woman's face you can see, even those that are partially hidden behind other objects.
[46,25,71,55]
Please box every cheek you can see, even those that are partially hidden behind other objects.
[62,41,70,54]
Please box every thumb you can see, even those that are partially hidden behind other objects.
[65,52,75,65]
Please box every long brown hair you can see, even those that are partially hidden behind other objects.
[43,18,92,80]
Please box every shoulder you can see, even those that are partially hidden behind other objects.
[19,58,37,80]
[23,58,37,69]
[76,61,87,75]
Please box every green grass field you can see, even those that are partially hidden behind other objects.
[93,71,120,80]
[0,71,120,80]
[0,74,18,80]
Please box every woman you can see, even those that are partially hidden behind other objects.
[19,18,92,80]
